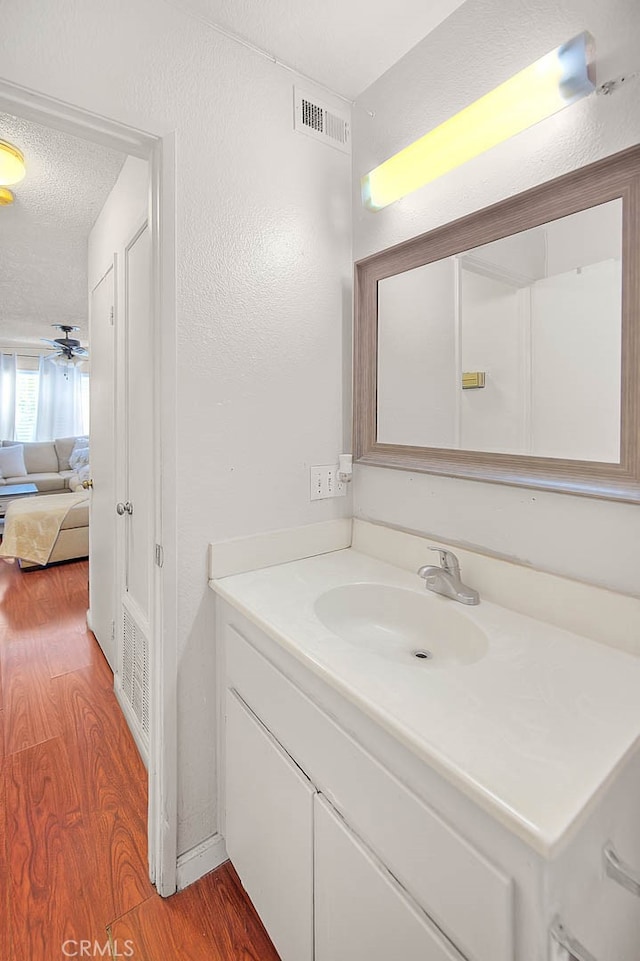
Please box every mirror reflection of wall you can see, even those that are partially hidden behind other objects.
[377,199,622,463]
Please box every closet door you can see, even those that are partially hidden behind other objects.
[114,222,154,757]
[314,794,466,961]
[89,264,116,668]
[225,689,314,961]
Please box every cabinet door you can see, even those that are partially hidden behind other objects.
[315,794,466,961]
[225,689,315,961]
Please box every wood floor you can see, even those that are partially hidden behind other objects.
[0,557,280,961]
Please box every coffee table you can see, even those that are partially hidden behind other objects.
[0,483,38,524]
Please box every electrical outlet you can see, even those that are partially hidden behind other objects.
[310,465,347,500]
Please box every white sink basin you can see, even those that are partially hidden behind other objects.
[314,583,488,668]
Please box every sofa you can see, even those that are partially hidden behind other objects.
[0,437,88,495]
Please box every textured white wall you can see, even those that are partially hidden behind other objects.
[352,0,640,596]
[0,0,351,855]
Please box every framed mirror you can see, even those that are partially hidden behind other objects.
[353,146,640,502]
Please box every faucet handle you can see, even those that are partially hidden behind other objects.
[428,547,460,574]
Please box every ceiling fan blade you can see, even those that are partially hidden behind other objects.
[74,348,89,357]
[41,339,60,347]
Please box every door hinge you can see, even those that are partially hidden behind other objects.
[111,619,115,642]
[110,305,115,325]
[155,544,164,568]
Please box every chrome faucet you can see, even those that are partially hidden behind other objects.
[417,548,479,606]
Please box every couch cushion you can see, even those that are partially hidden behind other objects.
[5,472,66,493]
[58,470,75,490]
[0,445,27,478]
[55,436,87,471]
[5,440,59,474]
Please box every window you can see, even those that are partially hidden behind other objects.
[14,368,40,442]
[9,356,90,442]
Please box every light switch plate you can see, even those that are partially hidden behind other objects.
[310,465,347,500]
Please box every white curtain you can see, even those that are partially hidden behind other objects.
[0,353,17,441]
[36,357,87,440]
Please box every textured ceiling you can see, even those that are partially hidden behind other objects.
[167,0,468,99]
[0,112,126,348]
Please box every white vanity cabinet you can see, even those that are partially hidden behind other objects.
[224,689,315,961]
[217,597,640,961]
[226,684,466,961]
[314,794,466,961]
[220,609,514,961]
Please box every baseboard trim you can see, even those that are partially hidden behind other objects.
[176,834,228,890]
[114,674,149,769]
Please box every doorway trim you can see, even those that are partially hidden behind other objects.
[0,76,179,896]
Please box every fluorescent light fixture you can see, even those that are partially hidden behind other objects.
[0,140,26,186]
[362,32,595,211]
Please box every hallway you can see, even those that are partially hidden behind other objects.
[0,558,279,960]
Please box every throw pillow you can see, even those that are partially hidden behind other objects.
[69,445,90,471]
[55,435,89,471]
[0,444,27,478]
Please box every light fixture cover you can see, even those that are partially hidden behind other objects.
[0,187,14,205]
[49,353,86,368]
[0,140,26,186]
[362,32,596,211]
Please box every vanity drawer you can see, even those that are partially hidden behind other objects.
[224,622,514,961]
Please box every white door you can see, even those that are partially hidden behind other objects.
[314,794,466,961]
[88,265,116,669]
[114,222,154,754]
[225,689,315,961]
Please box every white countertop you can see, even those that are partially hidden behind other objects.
[211,548,640,856]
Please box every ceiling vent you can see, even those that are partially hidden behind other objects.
[294,87,351,155]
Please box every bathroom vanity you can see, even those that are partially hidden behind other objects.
[211,535,640,961]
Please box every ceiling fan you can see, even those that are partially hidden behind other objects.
[41,324,89,366]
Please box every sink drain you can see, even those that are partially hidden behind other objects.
[413,649,433,660]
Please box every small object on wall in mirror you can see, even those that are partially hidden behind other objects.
[462,372,486,390]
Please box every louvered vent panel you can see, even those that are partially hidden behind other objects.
[324,109,349,146]
[294,87,351,154]
[122,606,150,739]
[122,610,135,705]
[302,98,324,133]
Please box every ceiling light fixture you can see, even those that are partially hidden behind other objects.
[0,187,14,205]
[361,32,596,211]
[0,140,26,186]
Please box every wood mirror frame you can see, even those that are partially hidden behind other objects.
[353,146,640,503]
